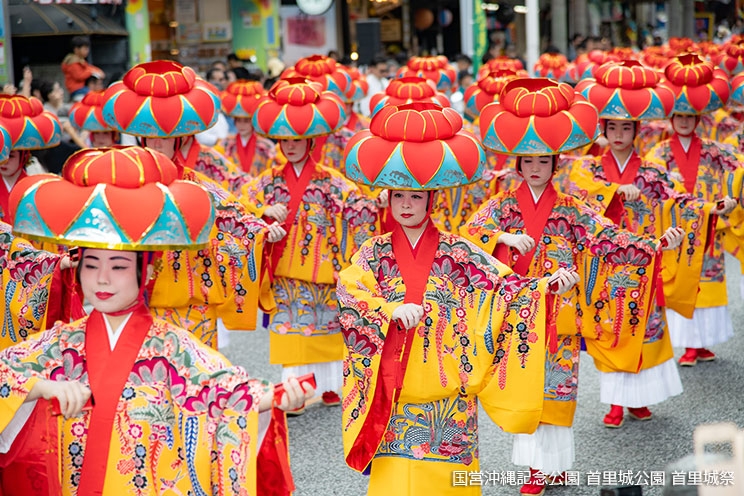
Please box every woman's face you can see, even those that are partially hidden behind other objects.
[390,190,428,227]
[0,151,24,178]
[49,82,64,106]
[146,138,178,158]
[235,117,254,137]
[90,131,116,147]
[279,139,310,164]
[671,114,697,136]
[519,155,553,189]
[79,249,140,314]
[605,120,635,152]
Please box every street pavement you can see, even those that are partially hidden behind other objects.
[221,255,744,496]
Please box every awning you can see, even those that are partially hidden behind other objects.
[9,3,128,37]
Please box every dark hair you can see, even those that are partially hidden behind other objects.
[370,56,387,67]
[516,155,559,174]
[457,70,472,85]
[85,74,102,87]
[544,45,562,55]
[455,54,472,65]
[230,67,254,81]
[34,79,56,103]
[227,53,240,62]
[71,36,90,49]
[481,52,494,65]
[205,68,225,82]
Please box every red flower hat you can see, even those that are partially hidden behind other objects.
[668,37,698,54]
[477,56,525,79]
[464,69,525,114]
[641,46,673,71]
[281,55,353,99]
[102,60,220,138]
[396,56,457,91]
[252,78,346,139]
[0,94,61,150]
[576,60,675,120]
[338,65,369,102]
[70,90,112,132]
[533,53,569,81]
[368,76,450,116]
[662,53,730,115]
[480,78,599,155]
[713,39,744,76]
[567,50,621,82]
[10,146,214,250]
[221,80,266,118]
[343,103,485,190]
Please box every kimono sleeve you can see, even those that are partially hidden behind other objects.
[460,196,509,255]
[339,181,380,257]
[565,158,621,215]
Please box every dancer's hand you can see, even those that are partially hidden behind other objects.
[548,268,580,295]
[659,226,685,251]
[29,379,91,419]
[264,204,289,223]
[498,233,536,255]
[392,303,424,330]
[266,222,287,243]
[617,184,641,201]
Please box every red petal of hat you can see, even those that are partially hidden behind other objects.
[576,60,675,120]
[480,78,599,155]
[70,91,111,132]
[0,95,61,150]
[397,56,457,90]
[464,69,526,113]
[668,37,698,55]
[282,55,353,99]
[337,64,369,102]
[533,53,569,81]
[663,53,730,114]
[641,46,673,71]
[343,103,485,189]
[368,76,450,115]
[10,146,214,250]
[102,60,220,137]
[253,78,346,139]
[477,56,525,79]
[221,80,266,118]
[713,39,744,76]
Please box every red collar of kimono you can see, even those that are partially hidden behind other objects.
[77,303,153,495]
[236,133,257,173]
[265,158,317,280]
[509,180,557,275]
[0,169,26,222]
[670,132,702,193]
[601,149,642,185]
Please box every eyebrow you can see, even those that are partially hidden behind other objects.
[83,255,135,261]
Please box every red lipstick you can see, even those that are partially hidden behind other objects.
[95,292,114,300]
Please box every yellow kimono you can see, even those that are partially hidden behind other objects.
[337,227,552,495]
[149,168,268,349]
[461,183,657,426]
[0,315,269,495]
[645,135,744,309]
[0,221,73,349]
[559,152,716,371]
[214,133,277,178]
[243,161,378,366]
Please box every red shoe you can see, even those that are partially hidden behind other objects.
[520,468,546,495]
[286,405,305,417]
[321,391,341,406]
[627,406,653,421]
[679,348,698,366]
[603,405,624,428]
[697,348,716,362]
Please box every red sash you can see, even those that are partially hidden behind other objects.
[265,160,316,280]
[345,221,440,472]
[311,136,327,164]
[177,137,201,170]
[601,150,642,185]
[77,305,153,495]
[498,182,557,276]
[0,171,26,223]
[236,134,257,174]
[669,134,702,193]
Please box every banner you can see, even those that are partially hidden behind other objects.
[473,0,487,74]
[125,0,151,66]
[231,0,280,71]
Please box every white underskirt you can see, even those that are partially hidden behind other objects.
[599,358,683,407]
[667,307,734,348]
[512,424,575,474]
[282,360,343,395]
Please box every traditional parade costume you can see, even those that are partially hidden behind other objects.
[0,95,61,224]
[0,146,293,496]
[532,53,569,81]
[338,102,566,495]
[644,54,744,365]
[245,78,378,408]
[102,60,270,348]
[104,60,248,196]
[214,80,276,177]
[462,77,669,496]
[565,60,712,426]
[395,55,458,93]
[69,90,120,148]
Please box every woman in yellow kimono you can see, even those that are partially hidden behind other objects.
[461,77,685,496]
[214,80,276,177]
[102,61,283,349]
[644,54,743,366]
[566,60,725,428]
[338,102,580,495]
[245,78,378,410]
[0,146,311,496]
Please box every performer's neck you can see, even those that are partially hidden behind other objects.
[610,146,633,167]
[678,134,692,152]
[402,220,428,249]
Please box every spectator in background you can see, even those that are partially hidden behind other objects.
[33,80,86,173]
[227,52,244,69]
[84,74,105,94]
[206,67,228,91]
[357,56,389,117]
[61,36,105,101]
[264,57,286,90]
[455,54,473,75]
[195,68,230,147]
[505,43,527,69]
[568,33,585,61]
[450,70,473,121]
[328,50,340,61]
